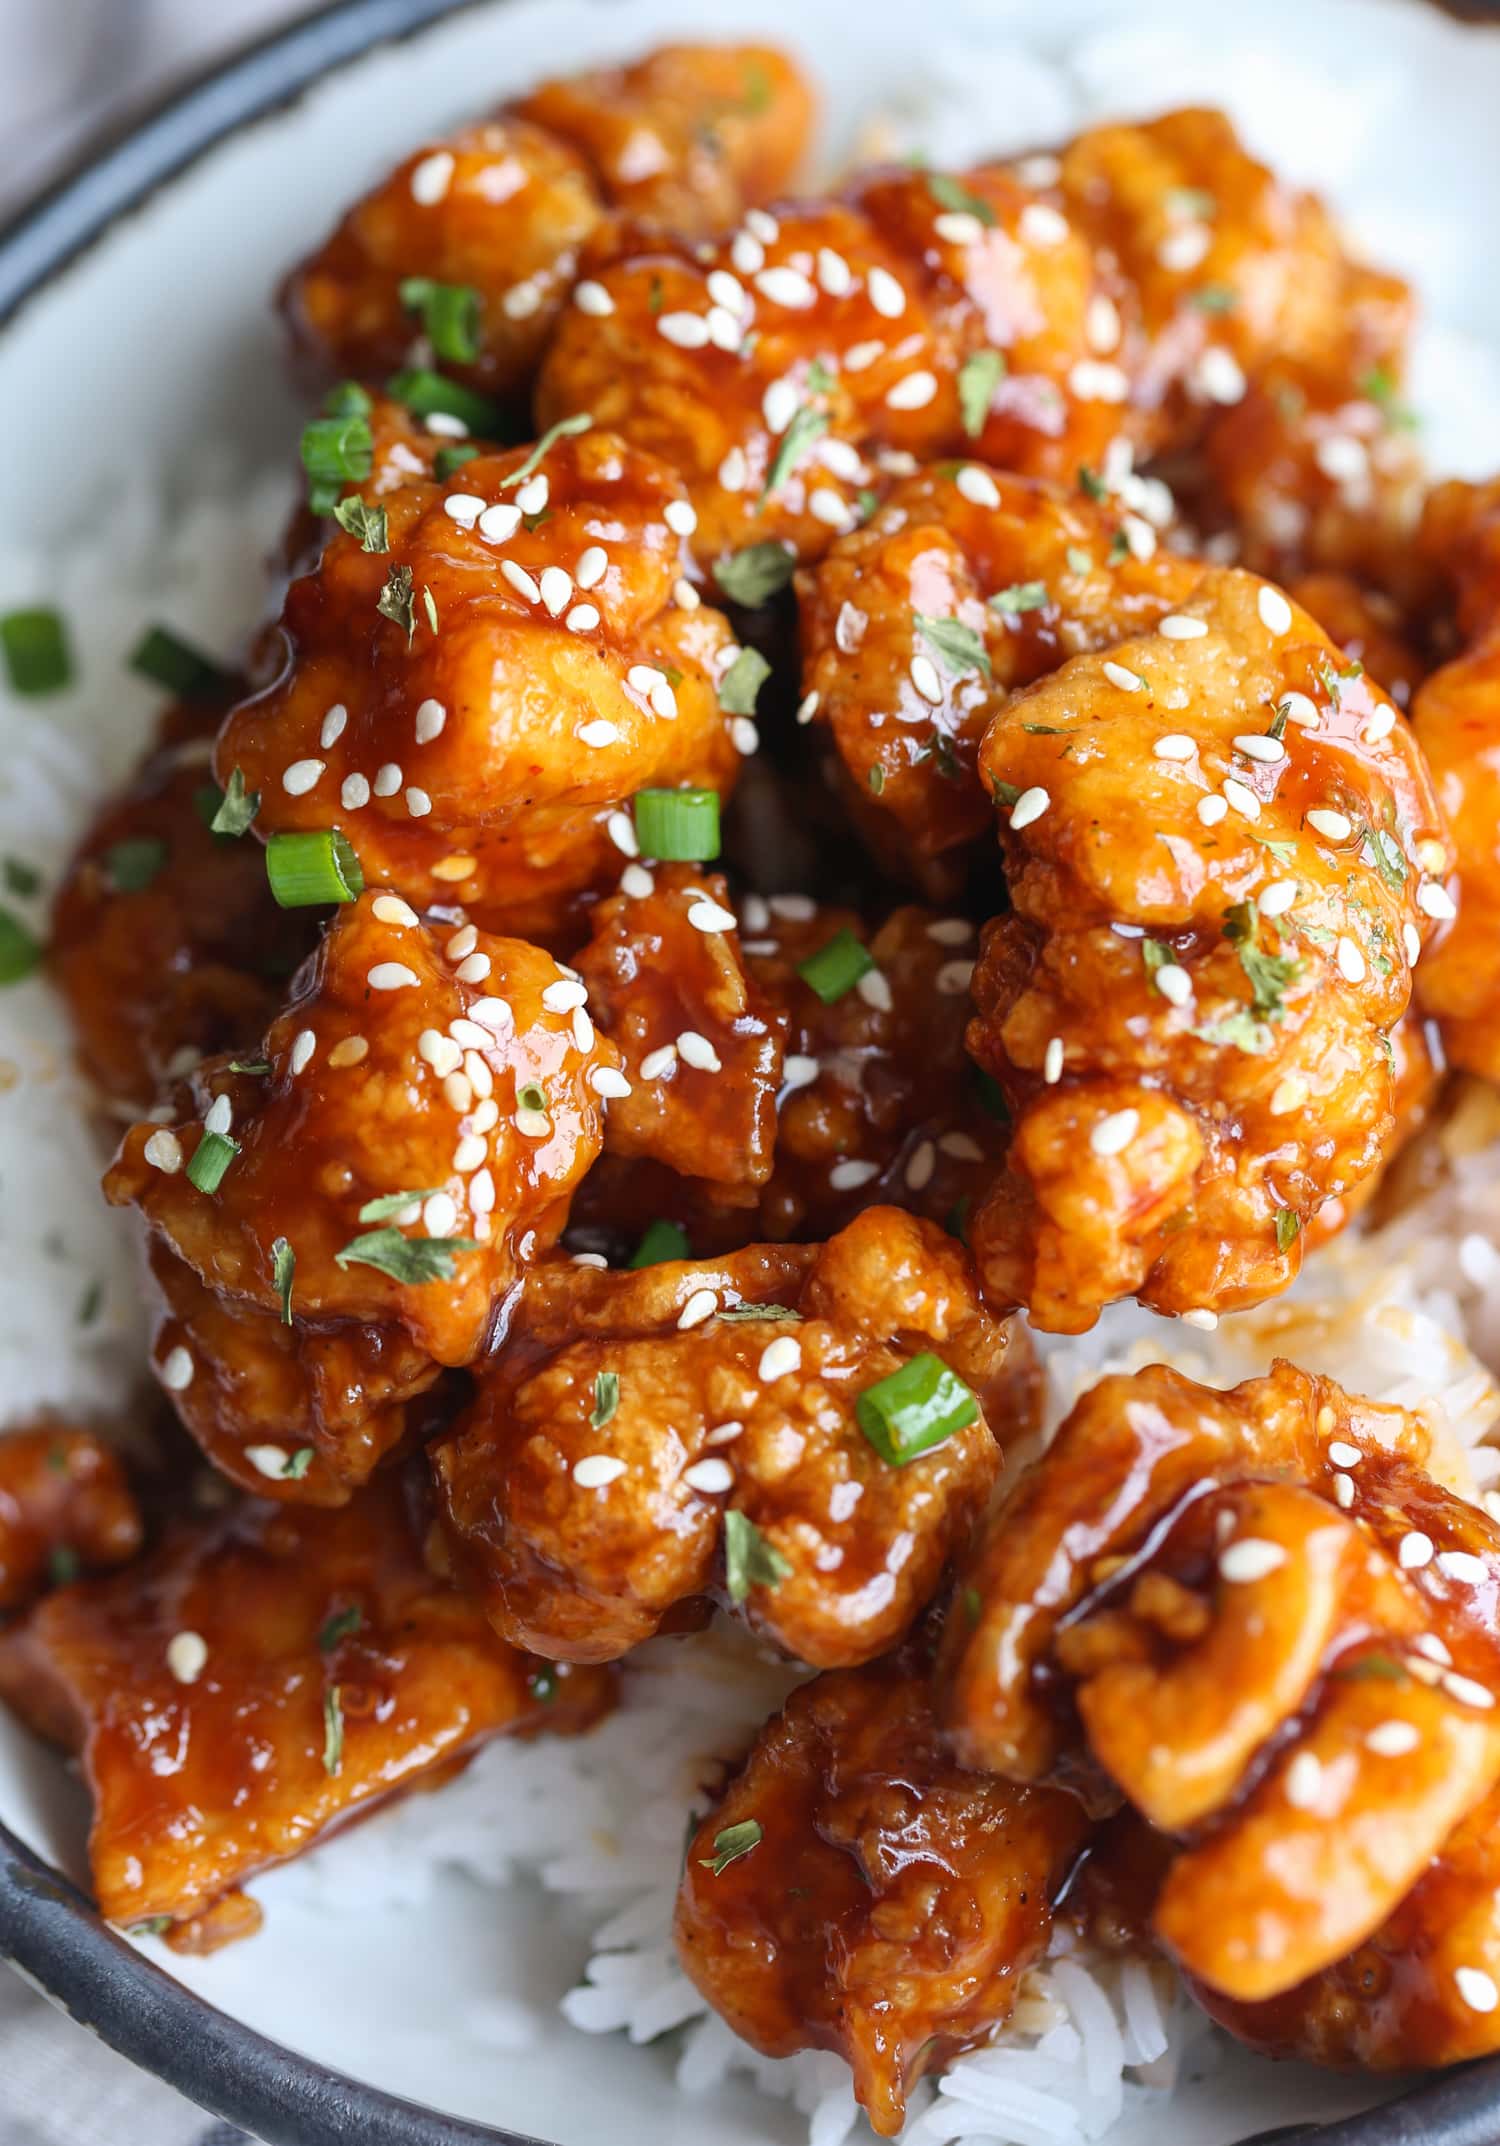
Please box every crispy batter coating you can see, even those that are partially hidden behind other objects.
[797,463,1201,882]
[940,1359,1500,2003]
[0,1429,142,1612]
[217,426,743,940]
[966,566,1447,1329]
[1409,476,1500,1077]
[432,1208,1016,1666]
[284,44,814,396]
[535,164,1120,589]
[675,1655,1089,2136]
[0,1473,612,1929]
[104,891,621,1495]
[51,717,310,1112]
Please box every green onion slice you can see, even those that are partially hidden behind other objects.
[796,928,873,1005]
[855,1352,980,1467]
[398,276,483,364]
[324,381,372,419]
[187,1128,240,1194]
[0,907,42,985]
[130,625,230,699]
[265,829,364,908]
[301,412,374,513]
[632,788,720,862]
[629,1219,691,1268]
[1,608,71,696]
[387,367,501,437]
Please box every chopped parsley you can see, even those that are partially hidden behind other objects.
[271,1237,295,1326]
[1078,465,1108,502]
[715,543,796,607]
[1190,284,1238,313]
[590,1370,620,1430]
[700,1817,762,1875]
[376,564,418,643]
[283,1447,314,1480]
[957,348,1005,438]
[499,414,594,493]
[318,1606,362,1653]
[358,1187,441,1223]
[1275,1208,1301,1252]
[1223,898,1302,1018]
[915,614,991,681]
[334,1229,479,1285]
[762,404,829,499]
[1065,546,1093,576]
[990,581,1048,616]
[928,173,996,226]
[322,1685,345,1776]
[209,768,259,838]
[105,837,167,892]
[718,646,771,715]
[723,1508,791,1602]
[332,496,389,553]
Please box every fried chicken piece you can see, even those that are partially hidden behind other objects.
[675,1655,1089,2137]
[283,43,814,398]
[50,713,309,1112]
[104,891,621,1496]
[0,1429,142,1612]
[0,1473,612,1930]
[797,463,1201,883]
[1408,476,1500,1079]
[216,426,744,941]
[535,163,1122,591]
[940,1359,1500,2003]
[433,1207,1019,1666]
[966,565,1447,1330]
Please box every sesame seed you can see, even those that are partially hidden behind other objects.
[419,1029,460,1075]
[639,1044,678,1081]
[289,1029,316,1076]
[574,1454,627,1488]
[1153,734,1196,761]
[956,465,1001,509]
[320,703,349,748]
[409,150,455,205]
[1197,795,1228,826]
[1019,202,1068,246]
[341,774,370,810]
[905,1139,936,1190]
[809,489,851,528]
[1155,963,1192,1006]
[1258,585,1293,635]
[1010,786,1050,831]
[621,863,654,900]
[1307,807,1352,842]
[1363,704,1396,743]
[1235,733,1285,763]
[166,1630,208,1684]
[375,895,418,927]
[144,1129,183,1174]
[706,268,748,314]
[204,1094,232,1136]
[1397,1529,1434,1570]
[758,1336,802,1382]
[1365,1719,1420,1757]
[501,279,542,321]
[453,1129,488,1171]
[1315,434,1369,485]
[1418,881,1457,920]
[1445,1672,1496,1710]
[1456,1968,1500,2014]
[406,787,432,817]
[682,1457,734,1493]
[470,996,512,1031]
[830,1158,880,1190]
[934,209,986,247]
[1069,359,1130,403]
[769,893,815,920]
[1103,661,1144,693]
[1159,615,1208,640]
[161,1346,194,1391]
[1222,778,1260,820]
[1044,1037,1064,1083]
[756,266,816,309]
[674,579,699,611]
[718,446,749,492]
[1281,692,1320,729]
[1327,1440,1362,1468]
[1437,1550,1489,1584]
[665,499,697,537]
[470,1099,499,1136]
[886,370,938,411]
[573,546,608,594]
[282,758,324,796]
[368,962,419,990]
[454,952,491,985]
[936,959,975,995]
[539,566,572,617]
[1331,1472,1355,1509]
[658,310,710,348]
[1283,1750,1323,1810]
[1086,294,1121,352]
[605,811,638,859]
[1158,223,1210,272]
[1335,935,1366,984]
[1418,1634,1453,1664]
[679,1288,718,1329]
[412,698,447,746]
[469,1167,496,1214]
[910,653,943,704]
[513,1107,550,1139]
[590,1066,632,1100]
[543,979,588,1014]
[424,1192,459,1237]
[1181,1308,1219,1331]
[1269,1073,1309,1115]
[1090,1107,1139,1157]
[677,1030,722,1073]
[580,720,620,748]
[442,1071,473,1114]
[688,898,736,933]
[796,690,820,727]
[730,233,765,277]
[816,247,853,295]
[867,266,906,317]
[1219,1537,1286,1583]
[927,918,973,945]
[501,560,540,603]
[1260,882,1297,917]
[1193,347,1247,405]
[939,1131,985,1162]
[328,1035,369,1068]
[478,502,523,544]
[425,413,468,439]
[443,493,484,528]
[574,279,614,316]
[373,762,402,797]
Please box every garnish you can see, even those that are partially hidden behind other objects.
[265,829,364,908]
[1190,284,1238,312]
[1065,546,1092,576]
[962,1583,982,1627]
[590,1371,620,1430]
[434,443,481,481]
[209,767,259,838]
[1141,938,1174,989]
[130,625,230,696]
[762,405,828,500]
[868,765,886,795]
[714,543,796,606]
[917,732,961,783]
[105,837,167,892]
[1192,1008,1271,1055]
[957,348,1005,438]
[718,1303,801,1321]
[718,646,771,715]
[915,614,992,681]
[1336,1652,1408,1683]
[528,1664,559,1705]
[628,1218,691,1268]
[928,173,996,225]
[48,1545,79,1586]
[700,1818,763,1875]
[989,775,1021,806]
[271,1237,295,1326]
[376,563,418,643]
[387,367,501,436]
[1222,898,1302,1018]
[398,275,482,364]
[498,412,593,491]
[283,1447,314,1480]
[972,1066,1010,1121]
[1275,1208,1301,1252]
[318,1606,362,1653]
[1360,365,1419,432]
[334,1230,479,1284]
[517,1081,546,1113]
[1,607,71,695]
[632,788,720,862]
[796,928,874,1004]
[358,1188,442,1223]
[300,410,373,514]
[3,859,40,898]
[723,1509,791,1602]
[187,1129,240,1194]
[1165,186,1216,220]
[990,581,1049,616]
[128,1917,172,1938]
[324,382,372,418]
[1362,815,1409,891]
[228,1059,271,1075]
[421,585,439,636]
[1078,465,1108,502]
[855,1353,980,1466]
[331,495,389,553]
[322,1686,345,1776]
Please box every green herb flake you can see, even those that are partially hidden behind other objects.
[701,1817,763,1875]
[499,413,593,493]
[209,768,259,838]
[1336,1651,1408,1684]
[529,1663,560,1705]
[1190,283,1238,313]
[1192,1008,1272,1055]
[1078,465,1108,502]
[48,1545,80,1587]
[928,173,997,226]
[990,581,1049,617]
[435,443,481,481]
[1275,1208,1301,1252]
[3,858,40,898]
[762,404,829,500]
[915,613,992,681]
[715,543,796,607]
[322,1685,345,1777]
[78,1280,102,1328]
[318,1606,362,1654]
[271,1236,295,1326]
[718,1303,801,1322]
[376,564,417,643]
[334,1229,479,1285]
[1222,898,1302,1018]
[332,495,389,553]
[283,1446,314,1480]
[1165,186,1217,221]
[957,348,1005,438]
[1360,365,1419,432]
[228,1058,271,1076]
[590,1370,620,1430]
[398,276,483,364]
[867,765,886,795]
[718,646,771,716]
[359,1187,441,1224]
[0,906,42,984]
[723,1508,791,1603]
[1,607,72,696]
[962,1583,982,1628]
[1065,546,1093,576]
[128,1917,173,1939]
[105,837,167,893]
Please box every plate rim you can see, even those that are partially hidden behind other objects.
[2,0,1500,2139]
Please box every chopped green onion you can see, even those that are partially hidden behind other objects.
[629,1219,690,1268]
[209,768,259,838]
[388,367,500,436]
[322,1685,345,1776]
[331,496,388,552]
[127,1917,172,1939]
[591,1370,620,1430]
[435,443,481,481]
[130,624,230,700]
[324,381,372,419]
[498,412,594,491]
[301,412,373,513]
[271,1237,295,1325]
[1,608,71,696]
[700,1817,762,1875]
[632,788,720,861]
[227,1058,271,1076]
[796,928,873,1005]
[724,1508,791,1602]
[105,837,167,893]
[0,907,43,985]
[318,1605,362,1652]
[517,1081,546,1114]
[359,1188,441,1223]
[855,1352,980,1466]
[265,829,364,908]
[714,543,796,607]
[187,1128,240,1194]
[334,1228,478,1284]
[398,276,483,364]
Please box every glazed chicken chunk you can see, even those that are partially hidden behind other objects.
[216,425,744,941]
[0,1474,612,1936]
[283,42,814,398]
[0,1429,143,1612]
[675,1655,1089,2137]
[966,565,1447,1329]
[104,890,622,1499]
[433,1207,1021,1665]
[941,1359,1500,2004]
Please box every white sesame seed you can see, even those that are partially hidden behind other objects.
[639,1044,678,1081]
[1363,704,1396,743]
[769,893,815,920]
[567,548,607,599]
[443,493,484,529]
[204,1094,232,1136]
[816,247,852,296]
[1155,963,1192,1006]
[574,1454,627,1488]
[1190,795,1226,830]
[1418,1634,1454,1664]
[282,758,324,796]
[410,150,454,205]
[538,566,572,617]
[620,863,655,900]
[373,894,417,928]
[932,209,984,246]
[867,266,906,317]
[1235,733,1285,763]
[1193,346,1247,405]
[454,952,491,985]
[477,501,523,545]
[1159,615,1208,640]
[166,1629,208,1684]
[857,969,893,1013]
[830,1158,880,1190]
[731,231,766,274]
[796,690,820,727]
[1103,661,1144,693]
[1456,1967,1500,2014]
[571,1009,594,1054]
[419,1030,462,1077]
[664,498,698,537]
[1437,1550,1490,1584]
[542,979,588,1014]
[936,959,975,995]
[367,960,421,996]
[1269,1073,1310,1116]
[590,1066,632,1099]
[1364,1719,1420,1757]
[886,370,939,411]
[658,310,710,348]
[927,918,973,945]
[706,268,747,315]
[1331,1472,1355,1509]
[317,705,349,753]
[1069,359,1130,403]
[1335,935,1367,984]
[580,720,620,748]
[1280,692,1320,731]
[1258,585,1293,635]
[423,1191,459,1238]
[809,488,851,528]
[1446,1672,1496,1710]
[500,561,541,605]
[939,1131,985,1162]
[1044,1037,1064,1083]
[425,413,468,439]
[1260,882,1297,917]
[446,924,478,960]
[1009,786,1051,831]
[1315,434,1369,485]
[758,1336,802,1381]
[1181,1308,1219,1331]
[574,279,614,316]
[1019,202,1068,247]
[650,678,677,721]
[1158,222,1210,272]
[1418,881,1457,921]
[1090,1107,1139,1158]
[677,1030,722,1072]
[340,774,370,810]
[905,1139,937,1190]
[682,1457,734,1493]
[1327,1440,1362,1468]
[161,1346,194,1391]
[717,445,749,493]
[1395,1531,1434,1573]
[1219,1537,1286,1583]
[404,786,431,817]
[956,465,1001,509]
[679,1288,719,1329]
[688,898,736,933]
[1153,734,1196,761]
[1222,777,1261,820]
[910,653,943,704]
[463,1049,493,1096]
[373,762,402,798]
[674,579,700,611]
[1284,1750,1323,1810]
[755,266,816,309]
[501,278,542,321]
[409,698,447,748]
[144,1129,183,1173]
[1307,807,1352,842]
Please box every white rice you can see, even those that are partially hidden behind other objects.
[7,24,1500,2146]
